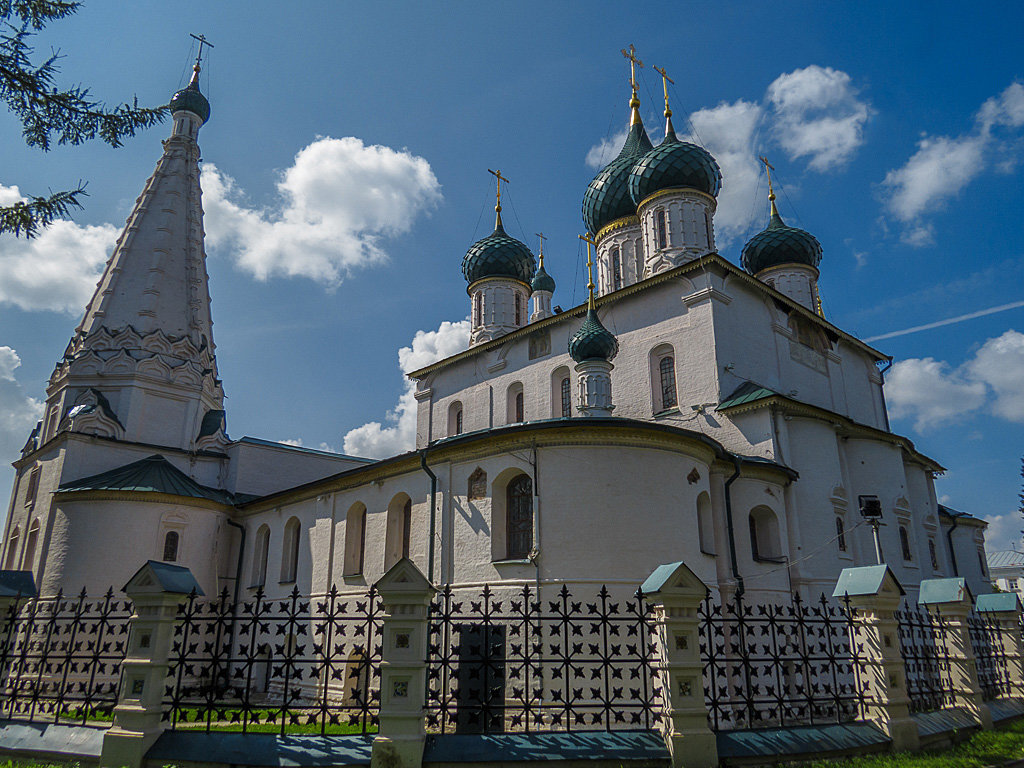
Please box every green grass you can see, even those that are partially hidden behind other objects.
[789,718,1024,768]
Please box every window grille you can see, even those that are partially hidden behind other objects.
[402,499,412,559]
[899,526,912,562]
[507,475,533,559]
[515,391,524,422]
[836,517,846,552]
[656,209,667,249]
[659,356,677,410]
[928,539,938,570]
[455,408,463,435]
[163,531,179,562]
[611,247,621,290]
[24,467,40,509]
[560,377,571,417]
[474,293,482,325]
[515,293,522,325]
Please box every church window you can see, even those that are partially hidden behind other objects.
[24,467,40,509]
[163,531,179,562]
[749,506,782,562]
[515,293,522,325]
[836,517,846,552]
[928,539,939,571]
[343,504,366,576]
[560,377,571,417]
[281,517,301,583]
[978,550,987,576]
[22,520,39,574]
[507,383,524,424]
[697,492,715,555]
[474,293,482,326]
[385,494,411,570]
[448,402,463,436]
[515,392,524,422]
[251,525,270,587]
[705,211,712,248]
[5,528,19,570]
[611,247,621,290]
[507,475,533,560]
[656,209,667,249]
[659,356,677,410]
[899,525,912,562]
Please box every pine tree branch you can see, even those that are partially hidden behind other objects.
[0,184,86,237]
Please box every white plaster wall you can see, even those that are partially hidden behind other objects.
[638,191,715,275]
[225,441,369,497]
[596,225,643,296]
[756,265,818,311]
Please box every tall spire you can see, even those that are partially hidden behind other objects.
[621,44,644,127]
[759,155,782,222]
[580,232,597,310]
[653,65,676,138]
[488,168,510,229]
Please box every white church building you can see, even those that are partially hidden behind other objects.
[0,58,989,606]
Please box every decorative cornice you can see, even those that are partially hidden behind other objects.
[595,215,640,244]
[54,488,231,512]
[637,186,717,213]
[682,286,732,307]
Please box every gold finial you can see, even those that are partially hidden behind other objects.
[579,233,597,310]
[759,155,780,218]
[621,44,644,125]
[653,65,674,119]
[488,168,510,228]
[189,33,214,75]
[535,232,547,269]
[816,291,824,318]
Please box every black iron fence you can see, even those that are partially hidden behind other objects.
[163,585,383,735]
[896,602,957,714]
[424,584,663,734]
[698,592,865,731]
[968,611,1014,701]
[0,589,132,725]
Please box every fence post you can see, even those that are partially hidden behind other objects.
[641,562,717,768]
[372,558,435,768]
[834,565,920,752]
[975,592,1024,699]
[100,561,202,768]
[919,578,993,729]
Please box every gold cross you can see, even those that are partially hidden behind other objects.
[190,33,215,68]
[759,155,780,215]
[487,168,510,211]
[653,65,674,117]
[535,232,547,266]
[621,44,643,96]
[579,233,597,308]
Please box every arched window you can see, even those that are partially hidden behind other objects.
[749,506,782,562]
[560,377,571,417]
[705,211,713,248]
[507,475,533,560]
[474,293,482,325]
[385,494,412,570]
[611,247,622,290]
[163,531,180,562]
[22,520,39,574]
[514,293,522,325]
[656,209,667,249]
[24,466,40,509]
[515,392,524,422]
[251,524,270,587]
[5,527,19,570]
[659,356,677,410]
[928,539,939,571]
[836,517,846,552]
[899,525,912,562]
[343,503,366,577]
[697,492,715,555]
[448,401,464,436]
[281,517,301,583]
[402,498,412,559]
[507,383,524,424]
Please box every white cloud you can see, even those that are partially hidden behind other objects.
[982,511,1021,553]
[767,66,871,171]
[278,437,338,453]
[343,319,470,459]
[0,184,115,313]
[881,81,1024,244]
[203,137,442,285]
[0,346,44,482]
[0,347,20,381]
[585,129,628,170]
[886,329,1024,430]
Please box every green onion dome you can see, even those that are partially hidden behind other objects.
[462,220,536,286]
[568,308,619,363]
[628,124,722,205]
[741,209,822,274]
[530,263,556,293]
[169,67,210,124]
[582,120,653,235]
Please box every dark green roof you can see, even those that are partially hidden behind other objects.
[462,221,536,286]
[531,263,556,293]
[169,70,210,123]
[58,454,245,505]
[582,121,653,235]
[568,307,618,363]
[717,381,781,411]
[628,126,721,204]
[741,211,822,275]
[197,409,226,439]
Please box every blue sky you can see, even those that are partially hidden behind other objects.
[1,1,1022,549]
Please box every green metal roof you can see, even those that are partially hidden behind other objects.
[628,125,722,204]
[58,454,243,505]
[568,307,618,363]
[169,70,210,123]
[976,592,1022,613]
[530,263,556,293]
[462,221,536,286]
[717,381,781,411]
[581,120,653,235]
[918,577,972,605]
[832,564,905,598]
[741,210,822,275]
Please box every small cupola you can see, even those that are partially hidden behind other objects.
[569,235,618,417]
[741,158,823,311]
[464,170,536,346]
[530,234,556,322]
